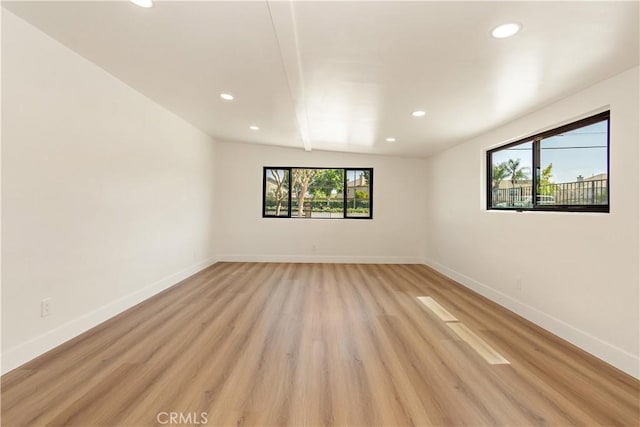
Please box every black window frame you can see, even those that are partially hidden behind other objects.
[262,167,373,219]
[486,111,610,213]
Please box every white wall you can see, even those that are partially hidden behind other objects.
[215,142,427,263]
[424,67,639,377]
[1,11,218,373]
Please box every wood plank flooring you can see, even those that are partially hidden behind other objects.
[2,262,639,426]
[446,322,510,365]
[417,296,458,322]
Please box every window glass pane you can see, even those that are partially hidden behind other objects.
[264,168,289,216]
[539,120,608,206]
[291,168,345,218]
[346,169,371,217]
[490,142,533,208]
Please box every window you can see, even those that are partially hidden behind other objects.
[345,169,372,217]
[487,111,609,213]
[263,167,373,219]
[263,168,290,217]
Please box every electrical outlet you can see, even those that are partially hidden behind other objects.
[312,245,317,252]
[41,298,52,317]
[515,277,523,291]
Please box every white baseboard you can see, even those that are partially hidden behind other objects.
[1,257,218,375]
[423,258,640,379]
[217,254,425,264]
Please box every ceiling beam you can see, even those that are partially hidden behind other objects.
[266,0,312,152]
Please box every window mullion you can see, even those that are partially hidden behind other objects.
[287,167,292,218]
[533,138,541,208]
[343,169,348,218]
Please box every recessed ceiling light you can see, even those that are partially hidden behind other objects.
[491,23,521,39]
[220,93,234,101]
[249,125,260,131]
[385,137,396,142]
[412,110,426,117]
[130,0,153,8]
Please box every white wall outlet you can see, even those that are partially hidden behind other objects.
[515,277,523,291]
[312,244,317,252]
[41,298,52,317]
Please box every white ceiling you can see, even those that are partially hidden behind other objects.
[3,1,639,157]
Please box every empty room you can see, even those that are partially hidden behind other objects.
[1,1,639,426]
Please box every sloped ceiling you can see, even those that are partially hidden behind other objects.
[3,1,639,157]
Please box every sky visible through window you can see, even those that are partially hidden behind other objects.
[492,121,607,183]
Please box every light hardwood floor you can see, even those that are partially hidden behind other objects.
[2,263,639,426]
